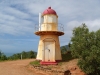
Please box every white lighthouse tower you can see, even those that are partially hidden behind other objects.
[35,7,64,65]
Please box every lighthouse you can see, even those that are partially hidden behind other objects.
[35,7,64,65]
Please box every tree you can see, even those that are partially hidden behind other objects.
[21,51,27,59]
[1,54,7,60]
[7,50,36,60]
[61,46,67,54]
[28,50,35,58]
[70,23,100,75]
[0,50,7,61]
[0,50,2,59]
[71,24,89,58]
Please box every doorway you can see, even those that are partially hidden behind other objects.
[44,38,55,62]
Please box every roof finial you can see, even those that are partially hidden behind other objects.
[48,7,51,9]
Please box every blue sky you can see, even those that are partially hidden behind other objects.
[0,0,100,54]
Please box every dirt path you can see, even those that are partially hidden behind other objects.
[0,59,41,75]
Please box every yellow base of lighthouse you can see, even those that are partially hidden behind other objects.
[35,31,64,64]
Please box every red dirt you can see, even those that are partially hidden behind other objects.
[0,59,86,75]
[0,59,43,75]
[61,59,86,75]
[29,59,86,75]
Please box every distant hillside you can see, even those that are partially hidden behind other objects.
[60,45,70,54]
[60,45,70,50]
[33,52,37,56]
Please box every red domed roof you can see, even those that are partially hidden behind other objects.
[42,7,57,16]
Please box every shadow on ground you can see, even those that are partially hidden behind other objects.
[61,51,74,62]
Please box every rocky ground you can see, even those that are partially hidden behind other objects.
[0,59,86,75]
[29,59,86,75]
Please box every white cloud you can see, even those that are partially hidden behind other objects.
[60,19,100,45]
[0,10,35,35]
[84,19,100,31]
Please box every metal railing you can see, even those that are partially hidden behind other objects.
[58,23,64,32]
[34,23,64,32]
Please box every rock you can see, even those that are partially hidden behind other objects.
[64,70,71,75]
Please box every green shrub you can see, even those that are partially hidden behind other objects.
[70,24,100,75]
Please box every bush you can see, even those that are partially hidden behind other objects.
[70,24,100,75]
[62,51,74,62]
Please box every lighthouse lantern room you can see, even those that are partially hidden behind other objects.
[35,7,64,65]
